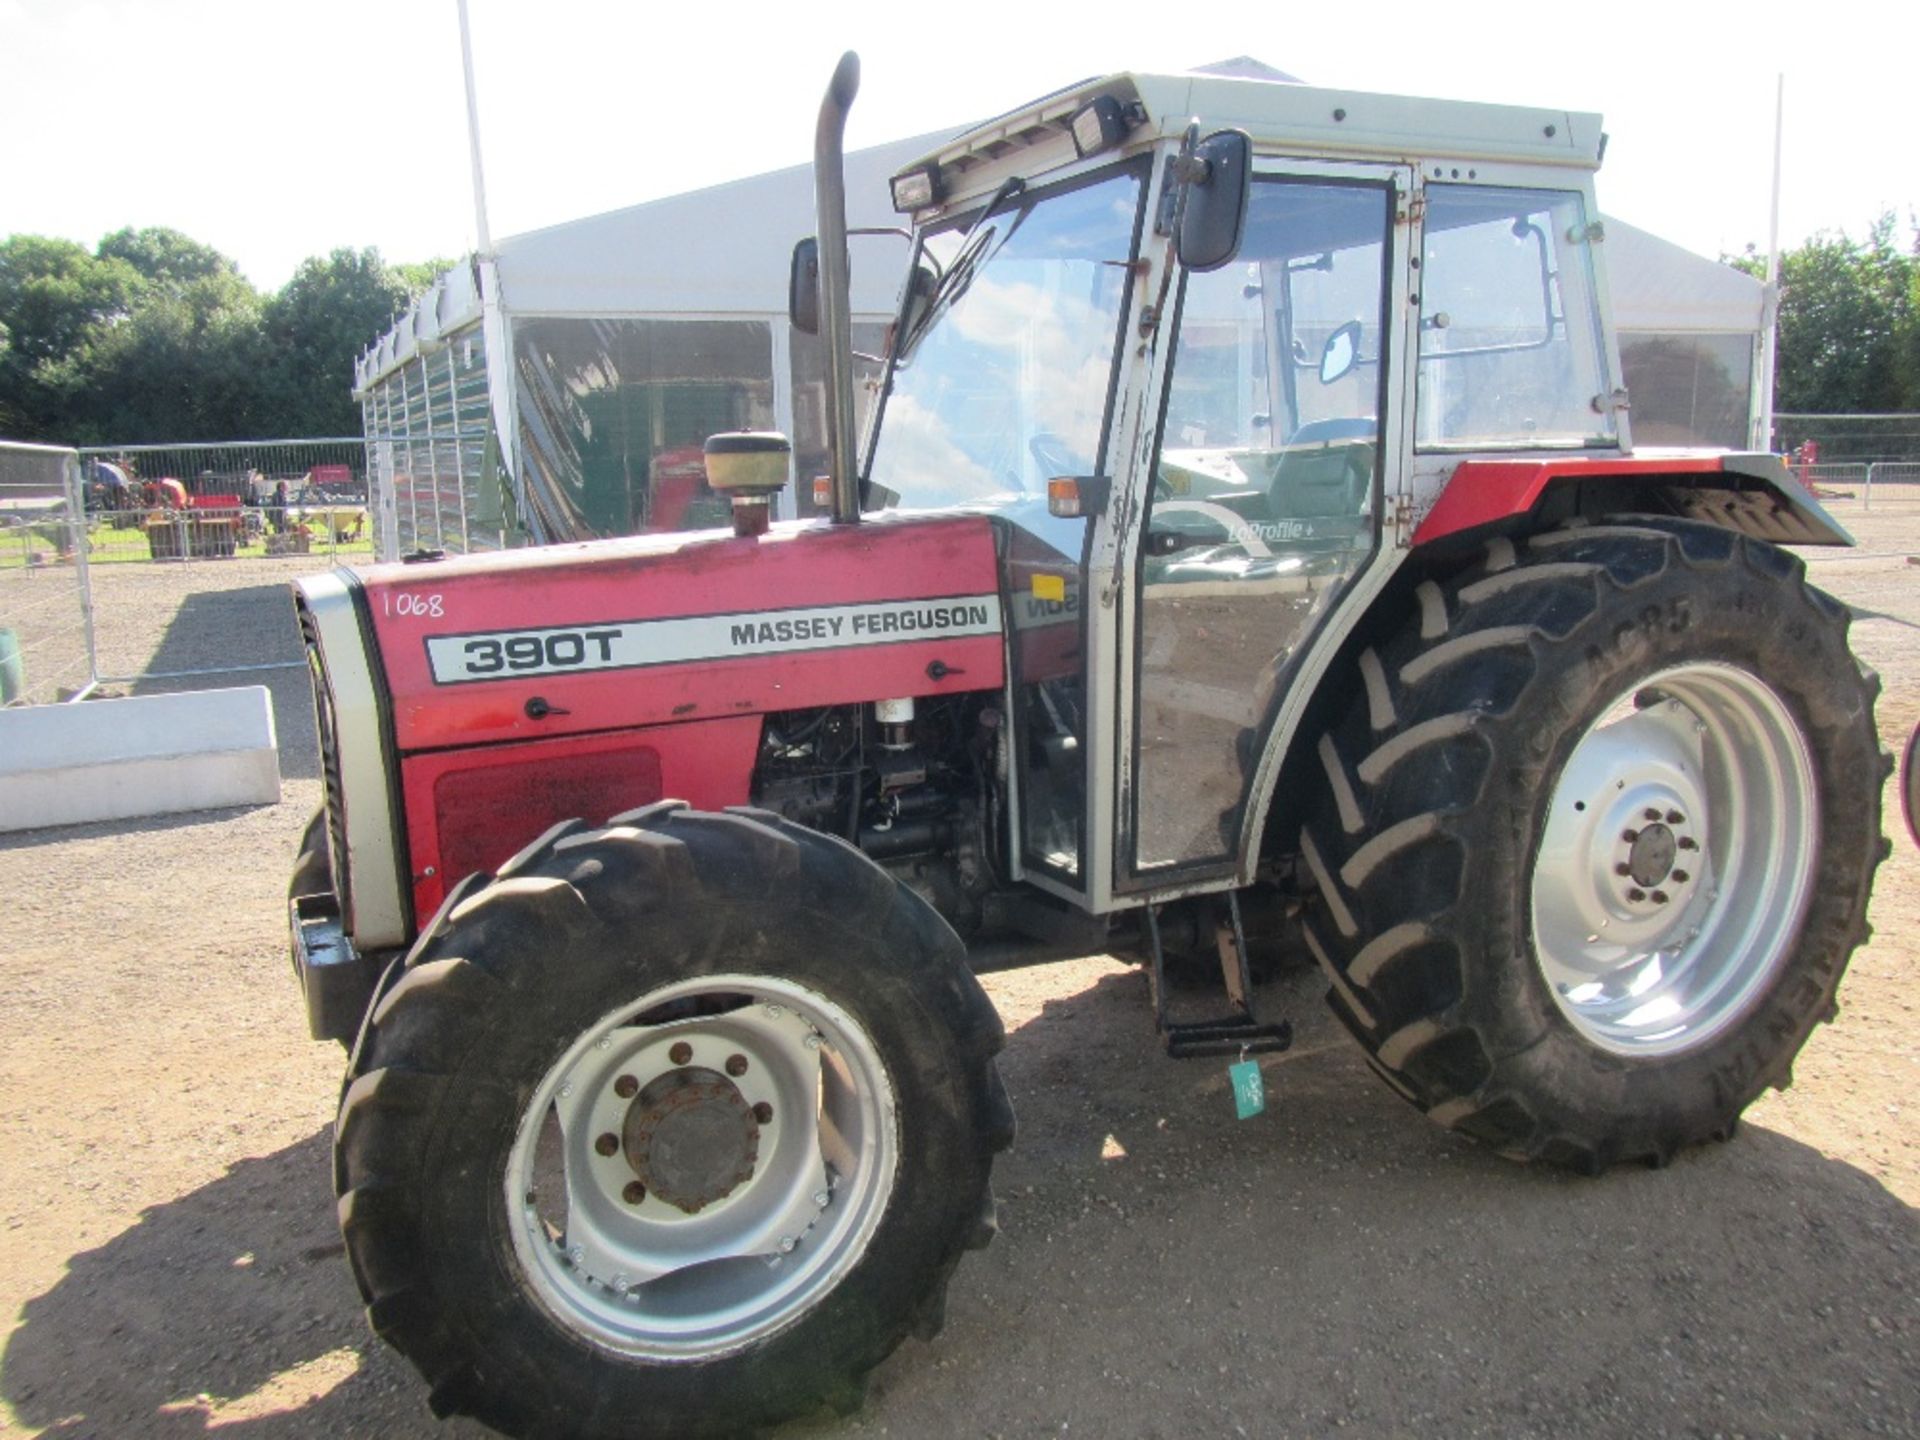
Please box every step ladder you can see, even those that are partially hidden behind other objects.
[1146,891,1293,1059]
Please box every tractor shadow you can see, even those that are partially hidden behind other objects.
[6,967,1915,1439]
[848,960,1920,1435]
[1,1131,487,1439]
[127,581,319,783]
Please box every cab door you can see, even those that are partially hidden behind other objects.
[1122,163,1413,883]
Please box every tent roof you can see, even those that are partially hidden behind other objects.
[1604,216,1762,333]
[355,107,1760,392]
[356,131,947,391]
[495,131,948,318]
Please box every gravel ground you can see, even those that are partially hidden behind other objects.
[1,512,1917,1439]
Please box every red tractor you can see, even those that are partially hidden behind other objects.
[289,55,1887,1438]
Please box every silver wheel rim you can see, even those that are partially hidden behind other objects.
[1530,663,1818,1057]
[505,973,898,1359]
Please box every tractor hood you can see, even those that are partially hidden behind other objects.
[345,514,1006,753]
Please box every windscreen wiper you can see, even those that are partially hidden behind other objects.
[902,176,1027,350]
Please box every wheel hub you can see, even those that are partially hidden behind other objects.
[623,1067,761,1214]
[1625,822,1677,888]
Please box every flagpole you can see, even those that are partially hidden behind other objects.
[1757,73,1783,454]
[456,0,493,256]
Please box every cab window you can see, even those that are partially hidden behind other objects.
[1414,185,1613,448]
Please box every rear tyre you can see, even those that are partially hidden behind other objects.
[334,804,1012,1438]
[1301,520,1885,1171]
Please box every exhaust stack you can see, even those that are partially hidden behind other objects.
[813,51,862,525]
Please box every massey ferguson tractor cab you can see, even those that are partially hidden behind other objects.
[290,54,1887,1439]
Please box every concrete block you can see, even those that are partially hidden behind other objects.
[0,686,280,832]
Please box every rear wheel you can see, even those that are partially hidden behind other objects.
[1302,520,1885,1170]
[334,804,1012,1438]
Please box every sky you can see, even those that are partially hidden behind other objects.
[2,0,1915,292]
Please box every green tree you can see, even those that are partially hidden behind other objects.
[1899,257,1920,407]
[0,236,143,439]
[97,226,239,292]
[81,269,269,443]
[1,227,452,441]
[394,257,458,300]
[260,247,413,436]
[1732,213,1918,414]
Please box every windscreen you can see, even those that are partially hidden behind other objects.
[865,168,1145,517]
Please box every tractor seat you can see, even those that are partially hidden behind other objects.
[1266,416,1377,522]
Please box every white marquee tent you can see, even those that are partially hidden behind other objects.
[354,115,1764,558]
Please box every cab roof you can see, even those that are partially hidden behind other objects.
[902,69,1604,194]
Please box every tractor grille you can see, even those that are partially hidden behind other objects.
[298,601,353,927]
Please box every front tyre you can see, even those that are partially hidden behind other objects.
[334,804,1012,1438]
[1302,520,1886,1171]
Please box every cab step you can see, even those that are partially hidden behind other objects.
[1146,892,1293,1060]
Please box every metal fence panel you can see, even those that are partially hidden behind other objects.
[0,441,94,705]
[1775,413,1920,466]
[74,438,374,567]
[1865,461,1920,508]
[73,438,376,685]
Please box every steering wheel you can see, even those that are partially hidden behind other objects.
[1028,432,1081,480]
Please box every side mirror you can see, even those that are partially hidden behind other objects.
[1175,129,1252,274]
[789,237,820,335]
[1319,320,1361,384]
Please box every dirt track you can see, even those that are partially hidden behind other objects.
[2,513,1917,1438]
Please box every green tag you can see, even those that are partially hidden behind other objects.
[1229,1059,1265,1119]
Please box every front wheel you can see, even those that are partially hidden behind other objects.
[334,804,1012,1438]
[1302,520,1886,1171]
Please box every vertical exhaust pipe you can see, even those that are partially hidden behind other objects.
[814,51,862,525]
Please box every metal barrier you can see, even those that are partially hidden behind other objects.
[76,438,375,568]
[1864,461,1920,508]
[1794,462,1920,509]
[0,441,96,706]
[69,439,374,686]
[1792,462,1872,495]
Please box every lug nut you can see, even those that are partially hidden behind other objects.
[614,1074,638,1099]
[669,1041,693,1066]
[595,1132,619,1157]
[1644,807,1662,822]
[753,1102,774,1124]
[1615,863,1633,877]
[1652,890,1670,905]
[623,1181,646,1205]
[1665,810,1684,825]
[1622,829,1639,844]
[1627,888,1647,902]
[1678,837,1698,852]
[1672,870,1690,884]
[725,1053,750,1077]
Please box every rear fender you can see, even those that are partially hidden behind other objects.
[1411,452,1853,551]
